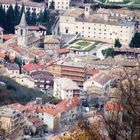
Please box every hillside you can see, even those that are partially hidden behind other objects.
[0,76,60,105]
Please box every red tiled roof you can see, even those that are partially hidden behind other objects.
[3,34,14,40]
[56,48,70,54]
[10,103,26,112]
[9,55,16,60]
[0,52,5,58]
[37,105,59,116]
[105,103,124,112]
[23,64,44,72]
[56,97,81,113]
[0,52,15,60]
[36,97,81,116]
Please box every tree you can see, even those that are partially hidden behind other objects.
[31,10,37,25]
[6,5,15,33]
[31,0,45,2]
[49,0,55,9]
[33,56,38,64]
[26,8,32,25]
[102,48,115,58]
[129,33,140,48]
[14,56,22,74]
[103,67,140,140]
[114,39,122,48]
[14,3,21,25]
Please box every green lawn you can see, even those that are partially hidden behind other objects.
[134,0,140,4]
[76,41,91,46]
[67,40,102,52]
[107,0,130,5]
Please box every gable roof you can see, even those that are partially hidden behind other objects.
[36,97,81,116]
[55,77,80,90]
[23,64,44,72]
[87,72,111,86]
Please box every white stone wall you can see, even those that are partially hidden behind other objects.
[60,14,135,46]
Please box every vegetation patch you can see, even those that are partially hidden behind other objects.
[76,41,91,46]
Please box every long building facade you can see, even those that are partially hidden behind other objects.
[0,0,45,14]
[59,5,136,46]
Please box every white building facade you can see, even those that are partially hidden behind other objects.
[0,0,45,15]
[53,77,80,100]
[48,0,71,10]
[59,5,135,46]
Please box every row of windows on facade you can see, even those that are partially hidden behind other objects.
[56,6,68,9]
[2,5,41,12]
[75,26,129,29]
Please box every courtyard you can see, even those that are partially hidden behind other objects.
[67,40,101,52]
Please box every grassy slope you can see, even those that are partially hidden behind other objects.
[0,76,60,105]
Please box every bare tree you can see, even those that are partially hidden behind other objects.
[103,66,140,140]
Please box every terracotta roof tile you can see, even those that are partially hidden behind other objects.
[23,64,44,72]
[105,103,124,112]
[10,103,26,112]
[0,52,5,58]
[36,97,81,116]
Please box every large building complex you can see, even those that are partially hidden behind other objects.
[47,60,95,87]
[59,5,136,46]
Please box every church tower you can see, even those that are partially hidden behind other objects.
[17,12,28,47]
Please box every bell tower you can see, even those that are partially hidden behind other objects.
[17,12,28,47]
[84,4,91,18]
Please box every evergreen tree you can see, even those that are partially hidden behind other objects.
[0,6,7,32]
[6,5,15,33]
[49,0,55,9]
[114,39,122,48]
[0,5,3,27]
[14,3,21,25]
[31,10,37,25]
[26,8,32,25]
[31,0,45,2]
[42,9,49,23]
[33,56,38,64]
[102,48,115,58]
[38,10,43,23]
[129,33,140,48]
[14,56,22,74]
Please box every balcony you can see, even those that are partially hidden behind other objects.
[61,71,85,77]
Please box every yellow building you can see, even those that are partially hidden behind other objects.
[0,107,24,136]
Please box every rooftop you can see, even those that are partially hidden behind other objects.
[31,70,54,80]
[0,0,45,8]
[5,63,19,70]
[44,35,60,44]
[37,97,81,116]
[57,60,87,68]
[55,77,80,90]
[62,7,135,27]
[63,8,84,17]
[0,107,20,118]
[23,64,44,72]
[105,102,124,112]
[87,72,111,85]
